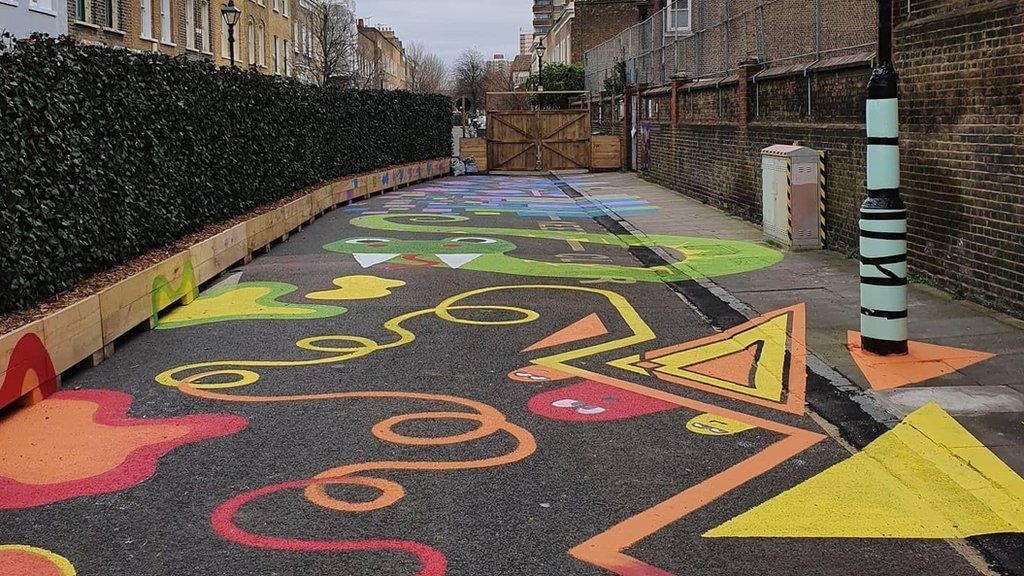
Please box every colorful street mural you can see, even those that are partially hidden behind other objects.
[344,176,659,219]
[3,175,1016,576]
[0,333,58,410]
[0,390,246,509]
[151,284,828,575]
[157,281,348,329]
[152,261,199,324]
[325,215,783,282]
[306,276,407,301]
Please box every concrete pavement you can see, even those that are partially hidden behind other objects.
[560,170,1024,474]
[0,174,1020,575]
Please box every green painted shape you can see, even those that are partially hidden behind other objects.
[156,281,347,330]
[152,260,199,324]
[329,214,782,281]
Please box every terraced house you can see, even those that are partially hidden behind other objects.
[356,20,410,90]
[61,0,304,77]
[217,0,293,73]
[66,0,216,56]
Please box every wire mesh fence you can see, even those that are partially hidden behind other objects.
[584,0,877,96]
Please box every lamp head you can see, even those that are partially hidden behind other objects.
[221,0,242,27]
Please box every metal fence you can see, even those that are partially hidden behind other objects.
[584,0,878,95]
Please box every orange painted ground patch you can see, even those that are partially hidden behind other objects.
[637,304,808,415]
[0,399,189,485]
[0,546,74,576]
[683,342,761,388]
[847,331,995,391]
[0,390,246,510]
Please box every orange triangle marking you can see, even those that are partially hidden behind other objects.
[640,304,808,415]
[847,331,995,391]
[685,341,762,388]
[522,313,609,352]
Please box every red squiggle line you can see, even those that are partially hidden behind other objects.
[211,478,447,576]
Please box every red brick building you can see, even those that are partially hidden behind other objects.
[575,0,658,62]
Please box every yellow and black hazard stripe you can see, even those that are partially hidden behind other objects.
[786,158,793,247]
[819,150,828,248]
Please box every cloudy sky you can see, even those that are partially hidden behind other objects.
[356,0,533,63]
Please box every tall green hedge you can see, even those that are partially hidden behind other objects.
[0,36,452,314]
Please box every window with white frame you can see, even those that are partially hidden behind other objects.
[247,20,255,64]
[221,16,239,58]
[31,0,56,12]
[185,0,196,48]
[666,0,691,33]
[160,0,172,42]
[257,23,265,66]
[282,0,287,16]
[140,0,153,38]
[200,1,210,51]
[271,0,277,11]
[283,40,289,74]
[273,35,279,73]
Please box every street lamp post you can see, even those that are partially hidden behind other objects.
[535,38,546,92]
[533,38,548,170]
[221,0,242,69]
[859,0,908,356]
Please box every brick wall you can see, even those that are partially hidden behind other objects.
[602,0,1024,316]
[895,0,1024,311]
[68,0,214,56]
[635,62,870,253]
[575,0,645,60]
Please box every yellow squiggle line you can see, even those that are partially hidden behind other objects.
[155,286,613,390]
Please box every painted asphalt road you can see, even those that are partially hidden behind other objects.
[0,175,1011,575]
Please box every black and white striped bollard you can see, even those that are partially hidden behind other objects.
[860,0,908,356]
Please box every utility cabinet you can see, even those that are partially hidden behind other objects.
[761,144,821,250]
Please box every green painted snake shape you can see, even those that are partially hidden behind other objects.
[324,214,782,282]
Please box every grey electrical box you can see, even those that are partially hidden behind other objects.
[761,144,821,250]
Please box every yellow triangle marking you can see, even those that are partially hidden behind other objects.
[647,313,791,402]
[704,403,1024,538]
[607,354,650,376]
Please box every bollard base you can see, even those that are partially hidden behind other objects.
[861,335,909,356]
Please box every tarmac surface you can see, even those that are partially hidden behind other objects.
[1,174,1016,576]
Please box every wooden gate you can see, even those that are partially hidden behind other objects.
[488,110,591,172]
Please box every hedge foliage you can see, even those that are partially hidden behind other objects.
[0,36,452,314]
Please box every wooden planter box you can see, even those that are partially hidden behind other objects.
[0,157,450,411]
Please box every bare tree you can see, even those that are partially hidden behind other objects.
[354,42,386,89]
[485,62,515,93]
[452,49,486,113]
[305,0,357,86]
[405,42,447,94]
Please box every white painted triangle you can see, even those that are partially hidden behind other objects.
[437,254,483,269]
[354,253,399,268]
[207,271,243,293]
